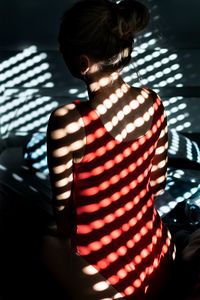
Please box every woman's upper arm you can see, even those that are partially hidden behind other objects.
[46,103,85,237]
[47,105,75,213]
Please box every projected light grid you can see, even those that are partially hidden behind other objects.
[157,169,200,217]
[0,46,54,89]
[0,37,195,219]
[0,29,191,137]
[121,36,191,134]
[0,46,57,137]
[24,132,49,174]
[168,129,200,163]
[66,27,190,133]
[154,129,200,217]
[47,86,174,298]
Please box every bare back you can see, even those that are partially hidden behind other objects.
[73,86,155,162]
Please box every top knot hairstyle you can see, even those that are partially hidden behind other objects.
[58,0,150,72]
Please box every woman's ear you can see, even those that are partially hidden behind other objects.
[79,55,90,75]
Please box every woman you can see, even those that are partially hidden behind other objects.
[45,0,175,299]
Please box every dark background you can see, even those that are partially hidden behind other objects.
[0,3,200,299]
[0,0,200,135]
[1,0,200,49]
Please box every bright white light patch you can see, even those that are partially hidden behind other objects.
[69,88,78,94]
[93,281,109,291]
[114,293,124,299]
[82,265,98,275]
[135,117,144,128]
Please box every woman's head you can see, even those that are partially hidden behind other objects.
[58,0,149,78]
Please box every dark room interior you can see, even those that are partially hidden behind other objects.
[1,0,200,299]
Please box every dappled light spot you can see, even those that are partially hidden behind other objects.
[117,246,127,256]
[78,246,91,256]
[110,174,120,185]
[99,181,110,191]
[82,265,98,275]
[104,213,115,224]
[152,235,158,245]
[101,235,112,246]
[162,244,168,255]
[113,292,124,299]
[124,286,135,296]
[129,217,137,227]
[53,146,69,158]
[91,220,105,230]
[136,95,145,104]
[107,252,118,263]
[104,159,115,170]
[133,233,141,243]
[35,172,47,180]
[51,129,66,139]
[0,164,7,171]
[99,77,111,88]
[111,229,122,240]
[98,259,109,270]
[117,269,128,280]
[57,191,71,200]
[70,140,85,151]
[153,258,159,268]
[83,186,99,196]
[110,192,121,202]
[93,281,109,292]
[53,164,67,174]
[105,140,116,151]
[126,239,135,250]
[88,241,102,252]
[12,173,23,182]
[109,275,120,285]
[133,279,142,288]
[141,249,149,259]
[78,225,92,234]
[130,99,139,110]
[55,177,69,188]
[150,175,166,187]
[134,255,142,265]
[77,203,99,214]
[96,146,107,157]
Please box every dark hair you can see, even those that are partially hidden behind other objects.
[58,0,149,72]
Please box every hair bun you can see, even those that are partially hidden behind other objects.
[112,0,150,40]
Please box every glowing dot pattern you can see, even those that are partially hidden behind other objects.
[72,92,173,297]
[0,46,56,137]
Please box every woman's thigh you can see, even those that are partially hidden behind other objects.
[40,235,125,300]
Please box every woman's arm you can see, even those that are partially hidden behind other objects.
[45,104,123,299]
[46,103,84,238]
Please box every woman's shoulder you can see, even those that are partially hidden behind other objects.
[133,86,160,99]
[47,100,86,136]
[47,101,86,152]
[135,86,164,110]
[49,101,82,123]
[50,102,77,117]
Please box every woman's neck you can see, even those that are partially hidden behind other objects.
[85,71,130,106]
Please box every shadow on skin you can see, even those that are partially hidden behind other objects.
[41,234,125,300]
